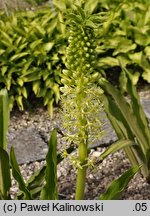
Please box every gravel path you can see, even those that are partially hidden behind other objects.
[7,89,150,200]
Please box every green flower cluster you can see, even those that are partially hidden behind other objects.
[61,7,104,148]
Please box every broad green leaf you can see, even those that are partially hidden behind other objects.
[17,78,24,87]
[128,52,142,65]
[22,72,41,82]
[99,165,141,200]
[0,89,9,150]
[30,39,43,50]
[144,46,150,58]
[142,69,150,83]
[35,25,45,37]
[52,84,60,103]
[40,129,58,200]
[32,80,41,95]
[113,39,136,56]
[46,18,58,35]
[99,140,136,161]
[1,39,11,48]
[37,88,47,98]
[47,99,54,118]
[98,57,119,68]
[57,12,65,35]
[15,95,24,110]
[0,30,12,45]
[1,66,8,76]
[10,146,32,200]
[0,49,5,55]
[21,87,28,99]
[84,0,99,14]
[44,90,53,106]
[10,52,29,62]
[53,0,66,11]
[43,42,54,52]
[0,147,11,200]
[117,54,131,67]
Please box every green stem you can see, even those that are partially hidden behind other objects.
[75,141,88,200]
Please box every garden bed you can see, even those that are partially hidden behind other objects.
[8,89,150,200]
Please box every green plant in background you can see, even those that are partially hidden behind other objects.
[98,67,150,182]
[0,6,65,115]
[97,1,150,87]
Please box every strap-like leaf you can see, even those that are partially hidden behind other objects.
[99,139,136,161]
[99,78,150,158]
[0,147,11,200]
[40,129,58,200]
[10,146,32,200]
[0,89,9,150]
[99,165,141,200]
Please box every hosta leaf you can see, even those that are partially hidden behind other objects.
[53,0,66,11]
[52,84,60,103]
[84,0,99,14]
[10,52,29,61]
[1,39,12,48]
[43,42,54,52]
[47,18,58,35]
[17,78,24,87]
[35,25,45,37]
[14,36,23,46]
[142,69,150,82]
[47,98,54,118]
[30,39,43,50]
[98,57,119,67]
[128,52,142,65]
[0,49,5,55]
[21,87,28,99]
[57,12,65,34]
[99,165,141,200]
[1,66,8,76]
[0,30,12,45]
[17,43,28,52]
[144,46,150,59]
[15,95,23,110]
[44,90,53,106]
[113,40,136,56]
[32,80,41,95]
[37,88,47,98]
